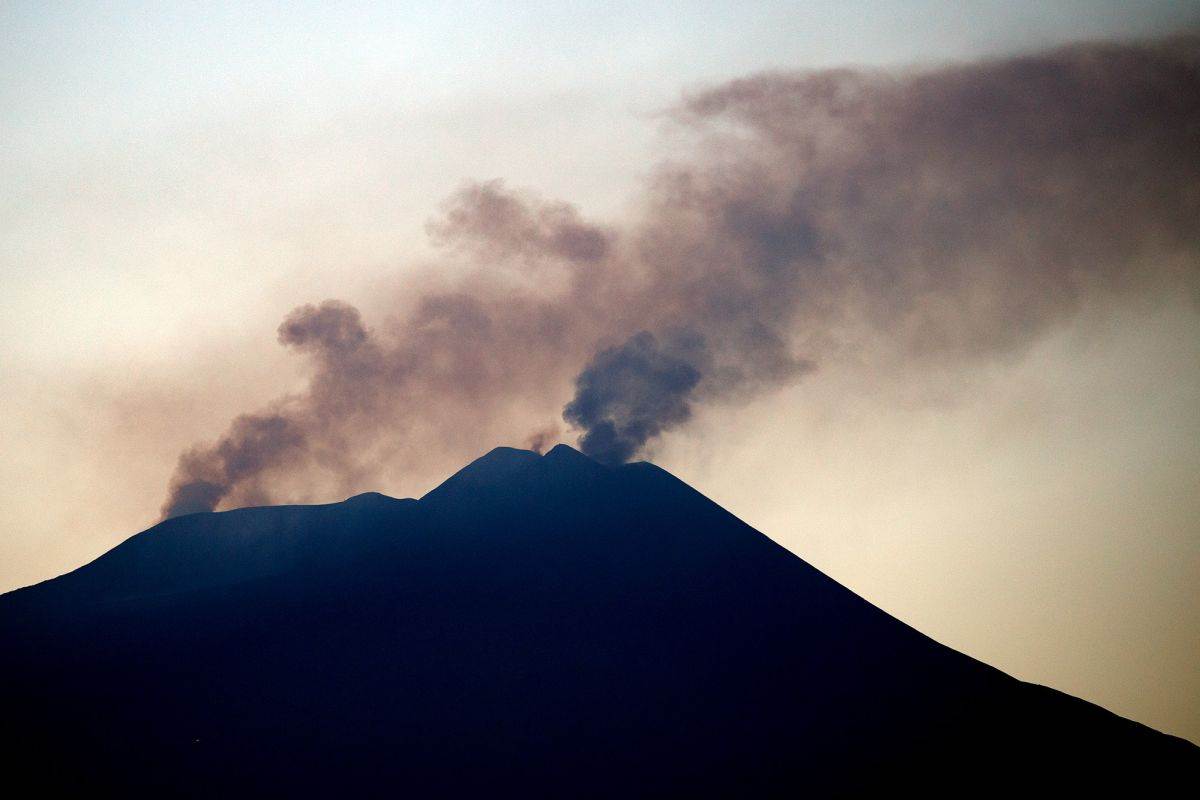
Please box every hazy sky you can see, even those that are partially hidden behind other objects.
[2,1,1198,742]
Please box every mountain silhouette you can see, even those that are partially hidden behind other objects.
[2,444,1195,795]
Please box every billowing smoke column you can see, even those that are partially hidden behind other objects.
[162,37,1200,516]
[563,331,705,465]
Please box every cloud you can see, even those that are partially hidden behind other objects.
[161,37,1200,515]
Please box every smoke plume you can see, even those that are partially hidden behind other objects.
[163,37,1200,515]
[563,331,706,465]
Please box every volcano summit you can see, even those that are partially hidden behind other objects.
[2,445,1194,795]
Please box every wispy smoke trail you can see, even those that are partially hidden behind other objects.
[523,424,562,455]
[162,37,1200,515]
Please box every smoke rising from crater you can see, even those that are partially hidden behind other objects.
[163,37,1200,515]
[563,331,706,465]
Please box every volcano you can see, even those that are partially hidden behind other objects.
[2,444,1194,795]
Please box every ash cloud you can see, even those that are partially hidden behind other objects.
[426,179,613,265]
[563,331,705,465]
[163,413,306,518]
[163,37,1200,515]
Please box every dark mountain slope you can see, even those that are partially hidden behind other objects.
[2,444,1195,796]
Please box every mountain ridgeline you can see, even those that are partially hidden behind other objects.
[2,445,1195,795]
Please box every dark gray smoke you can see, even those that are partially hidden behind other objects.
[162,37,1200,516]
[563,331,705,464]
